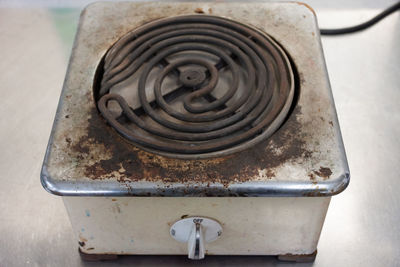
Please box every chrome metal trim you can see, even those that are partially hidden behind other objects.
[41,163,349,197]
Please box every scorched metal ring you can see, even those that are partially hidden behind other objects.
[96,15,295,158]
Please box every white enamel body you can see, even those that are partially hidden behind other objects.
[63,197,330,256]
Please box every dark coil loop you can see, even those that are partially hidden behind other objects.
[96,15,294,157]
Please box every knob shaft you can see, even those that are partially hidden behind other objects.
[188,219,205,260]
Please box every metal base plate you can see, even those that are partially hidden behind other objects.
[277,250,317,263]
[78,248,118,262]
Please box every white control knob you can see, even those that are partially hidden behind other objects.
[170,217,222,260]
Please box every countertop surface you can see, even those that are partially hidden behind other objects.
[0,1,399,266]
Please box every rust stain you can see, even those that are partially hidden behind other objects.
[295,2,316,16]
[79,234,88,246]
[194,8,205,14]
[329,121,333,126]
[181,214,189,219]
[303,190,326,197]
[69,102,312,187]
[72,138,90,155]
[208,8,213,14]
[314,167,332,180]
[266,169,276,179]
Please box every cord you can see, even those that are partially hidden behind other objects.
[320,1,400,35]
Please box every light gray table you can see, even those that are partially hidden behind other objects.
[0,1,399,266]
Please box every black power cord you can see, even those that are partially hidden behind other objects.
[320,1,400,35]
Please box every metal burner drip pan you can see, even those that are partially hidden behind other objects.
[41,2,349,197]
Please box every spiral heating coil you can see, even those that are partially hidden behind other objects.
[96,15,295,158]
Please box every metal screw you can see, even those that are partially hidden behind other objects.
[217,231,222,236]
[193,218,203,223]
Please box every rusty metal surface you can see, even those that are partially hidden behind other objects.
[41,2,349,197]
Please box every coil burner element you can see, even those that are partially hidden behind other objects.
[96,15,295,159]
